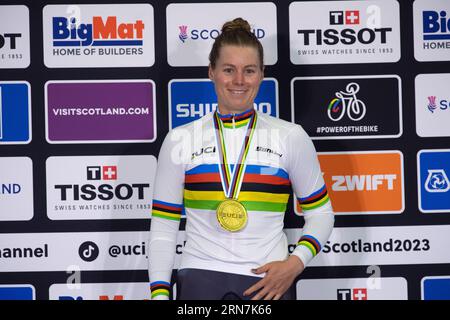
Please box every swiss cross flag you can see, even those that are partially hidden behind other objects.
[352,288,368,300]
[103,166,117,180]
[345,10,360,25]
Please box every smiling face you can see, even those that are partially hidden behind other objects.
[209,45,264,115]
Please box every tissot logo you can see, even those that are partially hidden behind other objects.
[0,5,30,68]
[291,75,402,140]
[337,288,367,300]
[289,1,401,64]
[43,4,155,67]
[413,0,450,61]
[46,155,157,220]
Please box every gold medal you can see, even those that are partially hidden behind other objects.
[216,199,248,232]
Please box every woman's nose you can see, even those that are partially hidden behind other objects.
[233,71,244,85]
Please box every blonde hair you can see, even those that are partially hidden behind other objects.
[209,17,264,70]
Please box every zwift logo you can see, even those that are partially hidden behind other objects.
[52,16,145,47]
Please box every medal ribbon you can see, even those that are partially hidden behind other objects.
[213,110,258,199]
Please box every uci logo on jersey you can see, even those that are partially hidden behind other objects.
[52,16,145,47]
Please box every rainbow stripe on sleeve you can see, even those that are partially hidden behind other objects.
[297,185,330,211]
[297,234,321,257]
[150,281,170,299]
[151,200,183,221]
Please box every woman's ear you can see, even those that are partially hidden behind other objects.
[208,64,214,81]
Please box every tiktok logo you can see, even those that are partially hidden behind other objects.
[79,241,100,262]
[327,82,367,122]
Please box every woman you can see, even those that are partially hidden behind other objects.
[148,18,334,300]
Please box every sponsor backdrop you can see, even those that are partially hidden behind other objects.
[0,0,449,300]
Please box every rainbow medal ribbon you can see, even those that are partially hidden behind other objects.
[213,109,258,232]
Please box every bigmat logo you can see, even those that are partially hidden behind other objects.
[422,276,450,300]
[291,75,402,140]
[166,2,277,66]
[169,78,278,129]
[50,282,149,300]
[417,149,450,213]
[0,285,35,300]
[289,1,400,64]
[297,278,407,300]
[0,157,33,221]
[43,4,154,68]
[45,80,156,143]
[46,155,156,220]
[415,73,450,137]
[295,151,404,215]
[0,6,30,68]
[0,82,31,144]
[414,0,450,62]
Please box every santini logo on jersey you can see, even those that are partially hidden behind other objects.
[52,16,145,47]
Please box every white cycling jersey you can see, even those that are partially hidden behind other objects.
[148,109,334,299]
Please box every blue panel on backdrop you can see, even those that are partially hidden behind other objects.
[0,286,34,300]
[169,79,278,129]
[423,278,450,300]
[0,82,31,143]
[418,150,450,212]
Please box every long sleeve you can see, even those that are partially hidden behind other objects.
[148,129,186,300]
[285,125,334,267]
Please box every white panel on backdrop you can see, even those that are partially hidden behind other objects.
[0,157,33,221]
[46,155,157,220]
[413,0,450,62]
[297,277,408,300]
[49,282,149,300]
[284,225,449,267]
[42,4,155,68]
[166,2,277,66]
[415,73,450,137]
[0,232,149,272]
[289,0,401,65]
[0,5,30,69]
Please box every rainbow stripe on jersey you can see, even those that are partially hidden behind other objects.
[151,200,182,221]
[150,281,170,299]
[183,164,291,212]
[297,185,330,212]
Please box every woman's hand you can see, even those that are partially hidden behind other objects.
[243,255,305,300]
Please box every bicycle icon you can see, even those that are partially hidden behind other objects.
[327,82,366,122]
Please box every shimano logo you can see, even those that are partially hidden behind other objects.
[256,146,282,158]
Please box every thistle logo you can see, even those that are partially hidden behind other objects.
[52,16,145,47]
[427,96,437,113]
[327,83,366,122]
[425,169,450,193]
[179,25,188,43]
